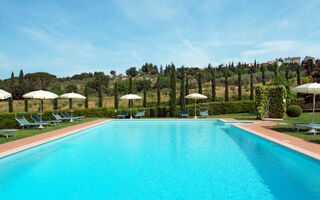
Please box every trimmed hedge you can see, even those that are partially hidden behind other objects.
[256,85,286,119]
[0,100,256,129]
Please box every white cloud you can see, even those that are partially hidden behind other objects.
[241,40,297,56]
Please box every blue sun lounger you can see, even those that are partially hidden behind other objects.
[15,117,49,130]
[292,122,320,132]
[180,107,189,118]
[135,111,145,118]
[118,111,128,119]
[30,115,61,126]
[0,129,18,138]
[61,112,85,119]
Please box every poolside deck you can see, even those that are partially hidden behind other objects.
[0,118,320,161]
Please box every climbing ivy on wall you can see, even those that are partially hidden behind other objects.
[255,85,286,119]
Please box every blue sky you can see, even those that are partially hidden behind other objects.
[0,0,319,79]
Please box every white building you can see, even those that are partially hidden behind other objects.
[284,57,301,64]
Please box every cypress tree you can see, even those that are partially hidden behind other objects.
[128,76,133,108]
[180,67,185,107]
[114,82,118,109]
[156,75,161,106]
[285,65,289,81]
[9,72,15,96]
[224,69,229,102]
[24,99,28,112]
[274,63,278,76]
[8,98,13,112]
[197,72,202,94]
[261,65,266,85]
[53,99,58,110]
[98,84,103,107]
[250,67,254,100]
[296,63,301,85]
[185,76,189,105]
[169,64,176,117]
[84,84,89,108]
[211,68,216,102]
[18,69,24,84]
[143,86,147,108]
[69,99,73,109]
[237,63,242,101]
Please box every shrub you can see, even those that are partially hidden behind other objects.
[286,105,302,117]
[0,101,256,129]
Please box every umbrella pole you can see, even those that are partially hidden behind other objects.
[39,99,44,129]
[194,99,197,119]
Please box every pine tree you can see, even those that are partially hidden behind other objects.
[180,67,185,107]
[24,99,28,112]
[250,67,254,100]
[237,63,242,101]
[169,64,176,117]
[285,65,289,81]
[156,75,161,106]
[197,72,202,94]
[261,65,266,85]
[211,68,216,102]
[84,84,89,108]
[143,87,147,108]
[98,85,103,107]
[114,82,118,109]
[296,63,301,85]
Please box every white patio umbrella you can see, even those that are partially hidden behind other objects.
[120,94,142,119]
[292,83,320,124]
[59,92,86,122]
[185,93,207,119]
[0,89,12,100]
[23,90,58,128]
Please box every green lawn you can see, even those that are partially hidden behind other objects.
[0,118,99,144]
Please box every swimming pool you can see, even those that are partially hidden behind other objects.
[0,120,319,199]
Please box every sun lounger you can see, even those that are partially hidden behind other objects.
[180,107,189,118]
[61,112,85,119]
[306,124,320,135]
[52,113,74,121]
[15,117,48,130]
[200,110,209,118]
[0,129,17,138]
[30,115,61,126]
[118,111,128,119]
[292,122,320,132]
[135,111,145,118]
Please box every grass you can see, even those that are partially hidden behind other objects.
[269,112,320,144]
[0,117,99,144]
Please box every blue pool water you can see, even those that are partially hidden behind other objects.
[0,120,320,199]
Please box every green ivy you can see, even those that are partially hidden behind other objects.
[255,85,286,119]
